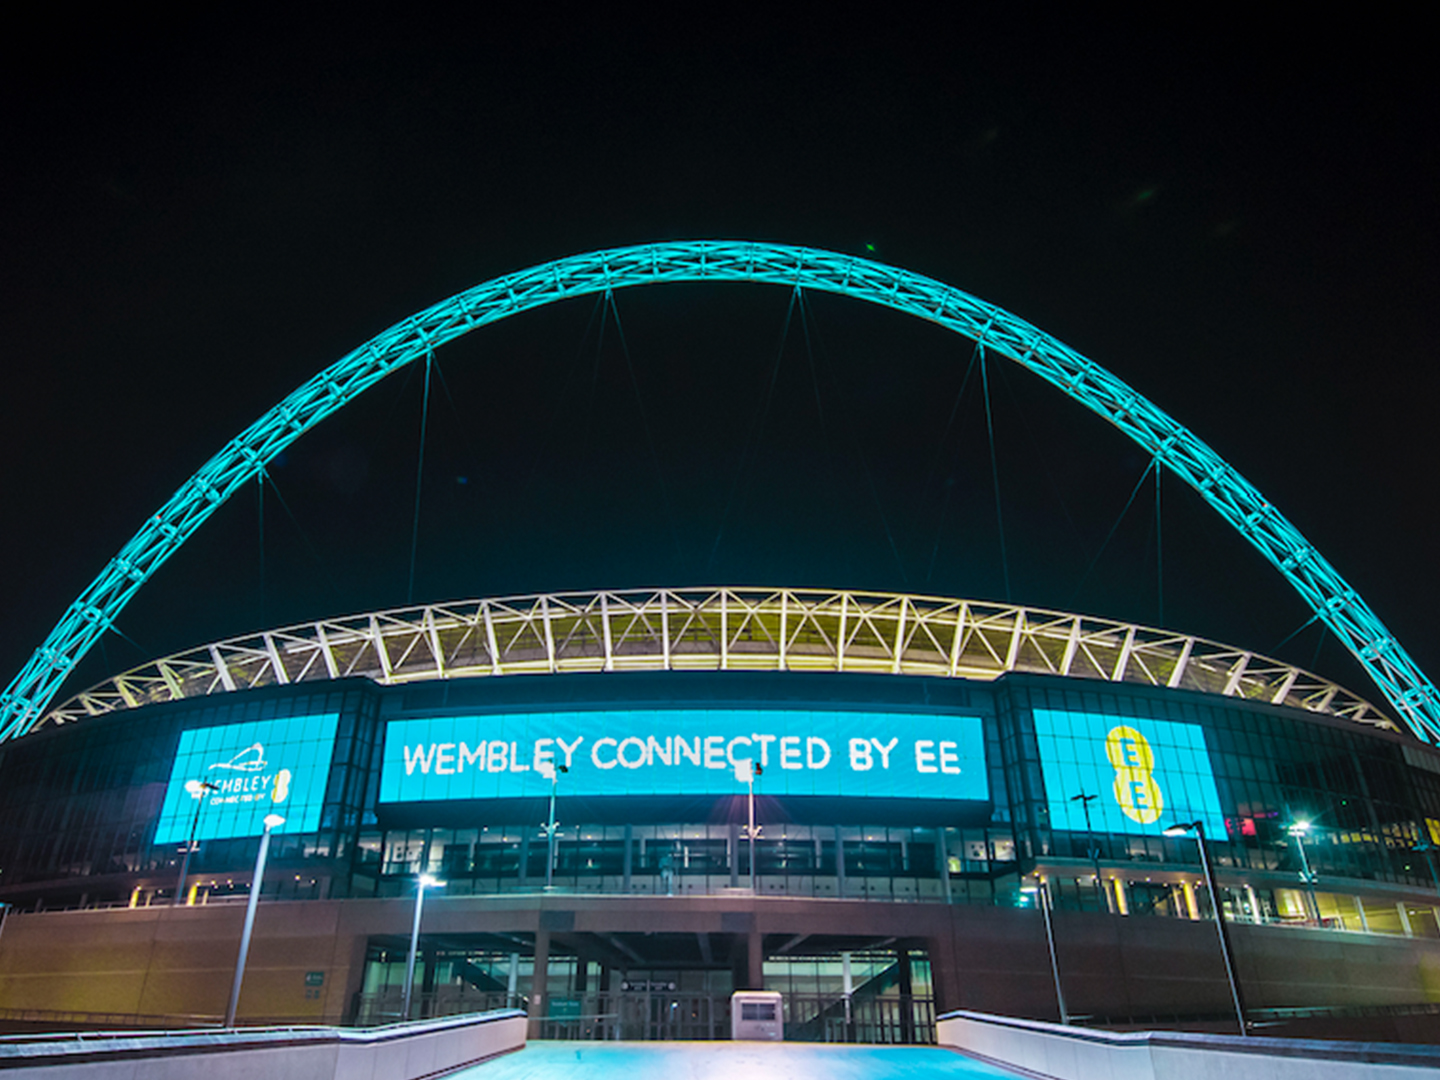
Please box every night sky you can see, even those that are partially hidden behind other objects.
[3,12,1436,723]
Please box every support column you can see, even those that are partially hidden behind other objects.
[937,829,952,904]
[1398,902,1414,937]
[746,929,764,990]
[1355,896,1370,932]
[622,824,633,893]
[729,823,741,888]
[835,826,847,898]
[1181,880,1200,920]
[1245,884,1262,924]
[599,965,613,1040]
[1111,877,1129,915]
[897,948,915,1044]
[420,946,438,1019]
[507,953,520,1009]
[528,929,550,1039]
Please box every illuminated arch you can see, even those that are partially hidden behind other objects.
[3,241,1435,741]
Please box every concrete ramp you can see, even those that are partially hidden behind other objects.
[461,1041,1022,1078]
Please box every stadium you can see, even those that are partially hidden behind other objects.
[3,243,1440,1042]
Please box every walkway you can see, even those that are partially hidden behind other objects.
[464,1041,1021,1078]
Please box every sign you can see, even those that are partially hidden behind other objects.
[622,980,677,992]
[1032,709,1225,835]
[154,714,339,843]
[549,997,583,1018]
[305,972,326,987]
[378,708,987,804]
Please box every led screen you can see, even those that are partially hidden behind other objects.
[154,714,339,843]
[1033,709,1224,835]
[379,709,987,803]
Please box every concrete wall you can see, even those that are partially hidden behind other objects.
[0,901,365,1025]
[938,1010,1440,1080]
[0,1010,525,1080]
[3,895,1440,1029]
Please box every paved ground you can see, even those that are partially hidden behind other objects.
[463,1042,1021,1079]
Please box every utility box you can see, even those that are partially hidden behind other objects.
[731,990,783,1041]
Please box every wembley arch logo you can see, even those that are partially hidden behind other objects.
[154,714,338,843]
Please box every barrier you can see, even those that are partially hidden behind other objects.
[936,1010,1440,1080]
[0,1009,525,1080]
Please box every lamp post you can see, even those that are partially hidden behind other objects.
[1031,875,1070,1025]
[401,874,442,1021]
[1287,821,1321,924]
[1164,820,1247,1036]
[1070,792,1105,911]
[538,760,568,890]
[736,760,763,892]
[224,813,285,1027]
[174,779,219,906]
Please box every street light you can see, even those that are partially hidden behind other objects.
[1025,876,1070,1025]
[538,760,568,889]
[1164,820,1247,1036]
[224,812,285,1027]
[401,873,443,1021]
[174,779,219,906]
[1069,792,1105,911]
[736,760,763,893]
[1287,821,1320,923]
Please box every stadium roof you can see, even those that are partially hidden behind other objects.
[38,587,1396,736]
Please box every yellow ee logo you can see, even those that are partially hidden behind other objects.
[1105,726,1163,825]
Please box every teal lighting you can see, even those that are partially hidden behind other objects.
[154,714,338,842]
[2,242,1435,742]
[379,709,988,803]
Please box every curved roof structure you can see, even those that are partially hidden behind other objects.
[41,587,1396,734]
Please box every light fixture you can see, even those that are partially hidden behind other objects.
[224,813,285,1026]
[174,779,220,907]
[1164,820,1247,1036]
[402,873,444,1020]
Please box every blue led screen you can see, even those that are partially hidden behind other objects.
[380,710,987,803]
[1033,709,1225,835]
[154,714,339,843]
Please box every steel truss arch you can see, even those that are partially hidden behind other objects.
[3,241,1436,741]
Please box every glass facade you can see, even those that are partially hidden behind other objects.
[3,669,1439,935]
[0,682,378,904]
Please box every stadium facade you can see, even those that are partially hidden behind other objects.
[4,587,1440,1039]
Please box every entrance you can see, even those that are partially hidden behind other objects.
[353,931,933,1042]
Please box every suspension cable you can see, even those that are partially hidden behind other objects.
[1155,461,1164,626]
[925,345,982,584]
[796,291,908,585]
[980,347,1012,601]
[706,288,798,573]
[406,349,433,605]
[990,358,1088,564]
[257,469,266,627]
[606,290,684,563]
[1068,457,1157,608]
[262,469,345,604]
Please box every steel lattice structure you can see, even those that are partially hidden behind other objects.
[42,588,1394,733]
[3,241,1435,742]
